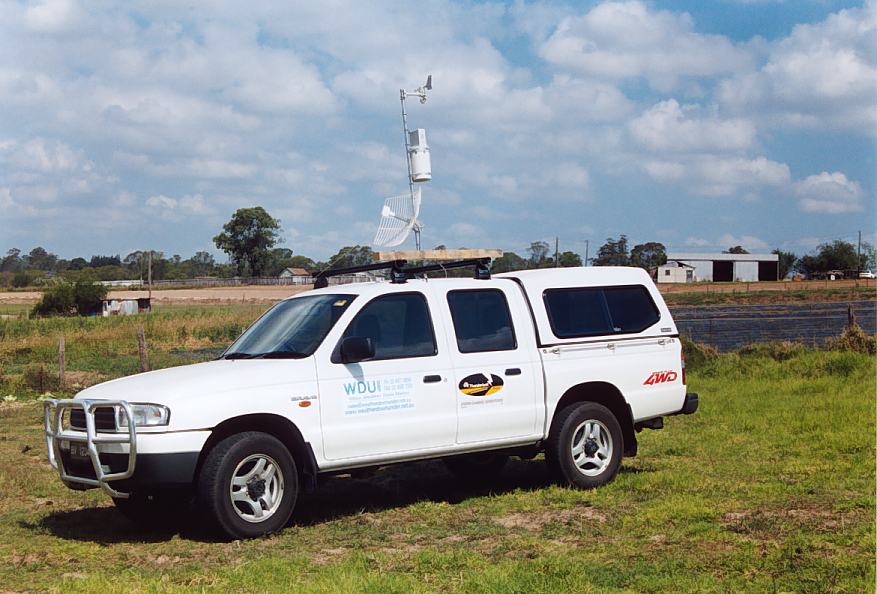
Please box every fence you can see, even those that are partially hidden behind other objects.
[100,275,376,289]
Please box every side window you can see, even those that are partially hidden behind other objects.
[341,293,436,360]
[543,285,660,339]
[543,288,612,338]
[447,289,517,353]
[603,286,660,333]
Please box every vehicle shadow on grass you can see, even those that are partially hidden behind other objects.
[25,457,635,542]
[292,458,554,527]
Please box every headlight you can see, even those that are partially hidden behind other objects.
[116,403,170,427]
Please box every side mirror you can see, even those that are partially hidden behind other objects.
[339,336,375,363]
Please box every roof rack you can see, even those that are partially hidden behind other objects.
[311,257,494,289]
[312,260,407,289]
[404,258,492,280]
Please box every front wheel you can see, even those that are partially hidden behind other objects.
[197,432,298,539]
[545,402,623,489]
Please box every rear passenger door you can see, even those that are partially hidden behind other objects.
[435,285,541,444]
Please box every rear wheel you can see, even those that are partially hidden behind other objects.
[197,432,298,539]
[444,452,508,481]
[546,402,622,489]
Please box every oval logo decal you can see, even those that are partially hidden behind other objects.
[459,373,504,397]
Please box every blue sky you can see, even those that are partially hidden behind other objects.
[0,0,874,261]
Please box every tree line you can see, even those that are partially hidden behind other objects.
[2,206,874,288]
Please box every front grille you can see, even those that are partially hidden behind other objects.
[70,407,117,431]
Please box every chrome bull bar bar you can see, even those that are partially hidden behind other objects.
[43,399,137,498]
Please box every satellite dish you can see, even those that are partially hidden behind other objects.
[373,187,422,247]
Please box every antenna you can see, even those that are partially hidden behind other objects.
[388,74,432,250]
[374,187,422,247]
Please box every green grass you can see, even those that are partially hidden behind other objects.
[0,329,873,592]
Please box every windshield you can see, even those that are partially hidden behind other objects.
[223,294,356,359]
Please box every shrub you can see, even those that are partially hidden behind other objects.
[737,341,806,361]
[31,276,108,317]
[23,364,60,392]
[681,335,718,370]
[826,322,876,355]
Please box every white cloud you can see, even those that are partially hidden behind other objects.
[643,155,790,197]
[629,99,755,152]
[539,1,753,90]
[24,0,81,33]
[718,3,877,131]
[794,171,864,214]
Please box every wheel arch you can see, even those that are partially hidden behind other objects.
[196,414,319,491]
[551,382,637,457]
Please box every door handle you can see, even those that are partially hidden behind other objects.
[505,368,522,376]
[423,375,442,383]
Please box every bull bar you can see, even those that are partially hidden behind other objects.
[43,398,137,498]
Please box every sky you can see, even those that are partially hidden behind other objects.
[0,0,875,262]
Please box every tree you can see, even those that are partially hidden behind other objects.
[593,235,630,266]
[89,254,121,267]
[0,248,22,272]
[325,245,374,269]
[724,246,749,254]
[797,240,863,275]
[213,207,282,276]
[188,251,217,277]
[27,246,58,270]
[557,251,583,267]
[527,241,551,268]
[491,252,527,273]
[68,257,88,271]
[31,273,108,317]
[629,242,667,270]
[772,249,797,279]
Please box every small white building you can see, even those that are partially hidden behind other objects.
[279,267,311,284]
[655,261,696,284]
[666,252,779,282]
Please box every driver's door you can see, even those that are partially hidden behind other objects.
[315,290,457,461]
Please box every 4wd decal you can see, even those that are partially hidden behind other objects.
[643,371,678,385]
[459,373,504,396]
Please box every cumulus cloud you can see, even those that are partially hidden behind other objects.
[794,171,864,214]
[643,155,790,197]
[717,233,769,251]
[629,100,755,152]
[539,1,753,90]
[718,3,877,131]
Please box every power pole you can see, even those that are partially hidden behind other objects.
[857,230,862,273]
[148,251,153,300]
[584,240,589,266]
[555,236,560,267]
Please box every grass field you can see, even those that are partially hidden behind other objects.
[0,306,874,592]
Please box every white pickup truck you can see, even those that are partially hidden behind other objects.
[44,261,698,539]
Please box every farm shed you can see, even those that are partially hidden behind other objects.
[654,261,696,284]
[666,253,779,282]
[102,298,151,317]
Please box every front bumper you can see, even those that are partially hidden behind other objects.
[44,399,204,497]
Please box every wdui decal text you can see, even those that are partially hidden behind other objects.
[343,376,415,416]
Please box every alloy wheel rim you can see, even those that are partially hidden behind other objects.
[229,454,284,523]
[570,419,613,476]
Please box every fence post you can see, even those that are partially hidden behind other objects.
[58,336,65,387]
[138,327,150,372]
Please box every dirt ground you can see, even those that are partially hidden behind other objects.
[0,278,873,305]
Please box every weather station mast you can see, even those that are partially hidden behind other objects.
[373,75,433,251]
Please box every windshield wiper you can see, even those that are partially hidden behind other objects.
[223,352,257,360]
[253,351,308,359]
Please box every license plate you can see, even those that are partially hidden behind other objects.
[70,443,89,460]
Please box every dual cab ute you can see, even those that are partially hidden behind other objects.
[44,260,698,539]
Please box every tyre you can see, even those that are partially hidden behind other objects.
[112,492,187,527]
[545,402,623,489]
[197,432,298,539]
[444,452,508,481]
